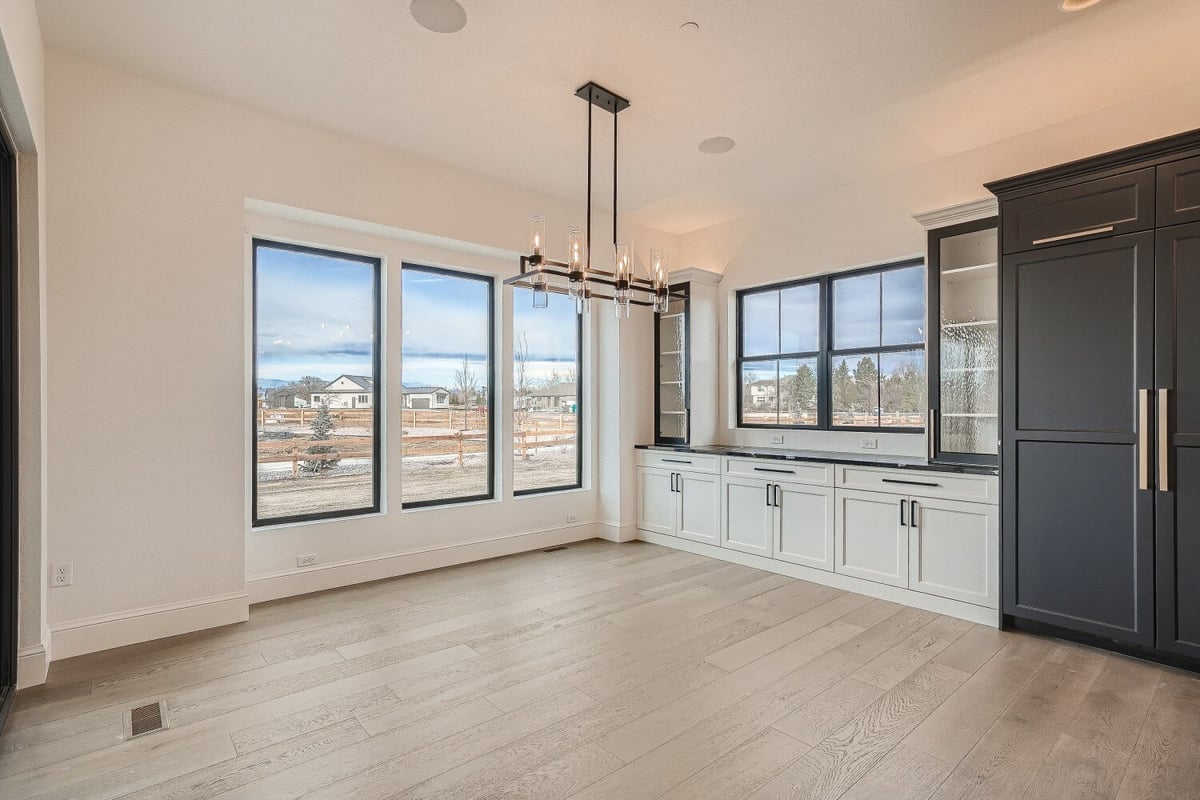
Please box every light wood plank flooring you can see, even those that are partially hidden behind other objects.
[3,540,1198,799]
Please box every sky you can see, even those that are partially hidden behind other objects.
[254,246,579,391]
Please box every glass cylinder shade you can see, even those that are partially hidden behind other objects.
[613,241,632,318]
[528,214,545,262]
[650,248,669,313]
[567,225,587,304]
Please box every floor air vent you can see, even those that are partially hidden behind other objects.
[543,545,569,553]
[126,700,168,739]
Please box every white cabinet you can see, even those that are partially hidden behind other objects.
[637,467,677,536]
[637,465,720,545]
[909,497,998,607]
[835,489,909,587]
[776,483,835,572]
[678,471,720,545]
[722,476,774,557]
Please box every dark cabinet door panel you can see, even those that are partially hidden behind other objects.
[1157,156,1200,227]
[1008,441,1153,644]
[1155,221,1200,659]
[1002,168,1154,254]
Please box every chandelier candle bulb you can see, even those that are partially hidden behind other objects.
[613,241,632,317]
[528,214,545,263]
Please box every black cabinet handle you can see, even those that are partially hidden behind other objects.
[911,501,920,529]
[882,478,941,488]
[670,473,677,493]
[900,499,907,526]
[753,466,795,474]
[765,483,772,507]
[662,458,693,465]
[774,484,781,508]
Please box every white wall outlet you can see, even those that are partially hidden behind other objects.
[860,438,879,450]
[51,562,73,587]
[297,553,319,568]
[770,434,784,445]
[566,513,578,523]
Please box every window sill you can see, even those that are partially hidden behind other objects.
[401,496,500,514]
[513,485,588,500]
[251,509,386,532]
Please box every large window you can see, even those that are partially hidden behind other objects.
[401,264,494,507]
[738,259,926,432]
[253,240,381,526]
[513,288,582,494]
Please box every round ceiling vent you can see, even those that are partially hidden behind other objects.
[1058,0,1103,11]
[679,21,700,33]
[410,0,467,33]
[698,136,736,155]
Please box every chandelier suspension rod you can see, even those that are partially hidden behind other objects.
[586,97,592,270]
[613,110,618,248]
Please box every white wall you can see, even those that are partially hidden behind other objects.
[0,0,49,686]
[43,49,674,659]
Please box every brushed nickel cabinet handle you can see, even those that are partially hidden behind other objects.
[1138,389,1149,491]
[1031,225,1115,246]
[1159,389,1170,492]
[927,409,936,460]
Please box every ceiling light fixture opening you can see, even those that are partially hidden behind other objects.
[410,0,467,33]
[679,21,700,33]
[698,136,736,155]
[1058,0,1103,11]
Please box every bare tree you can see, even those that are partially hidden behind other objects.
[514,333,533,459]
[453,354,478,430]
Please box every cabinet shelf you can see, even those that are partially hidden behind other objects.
[942,319,999,329]
[943,366,997,373]
[941,413,998,418]
[942,261,997,275]
[660,349,683,356]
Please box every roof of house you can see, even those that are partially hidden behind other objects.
[322,374,374,391]
[402,386,449,395]
[749,379,777,388]
[530,381,577,398]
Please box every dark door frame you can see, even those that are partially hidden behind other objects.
[0,126,18,733]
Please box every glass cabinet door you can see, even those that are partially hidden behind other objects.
[656,285,689,443]
[931,220,999,462]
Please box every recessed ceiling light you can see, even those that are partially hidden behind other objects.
[1058,0,1103,11]
[698,136,736,155]
[410,0,467,33]
[679,21,700,33]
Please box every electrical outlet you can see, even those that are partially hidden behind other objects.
[566,513,578,523]
[770,434,784,445]
[297,553,319,568]
[860,438,879,450]
[51,562,72,587]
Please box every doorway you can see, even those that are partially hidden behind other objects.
[0,128,18,733]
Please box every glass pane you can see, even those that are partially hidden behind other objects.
[658,313,684,353]
[831,353,879,427]
[940,319,999,455]
[401,266,492,505]
[254,243,379,524]
[778,358,818,426]
[659,412,686,440]
[741,290,780,356]
[513,288,579,493]
[880,350,926,429]
[741,361,779,425]
[941,416,999,456]
[659,381,686,414]
[881,265,926,346]
[832,273,880,350]
[780,284,819,354]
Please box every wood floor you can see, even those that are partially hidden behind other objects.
[3,541,1199,800]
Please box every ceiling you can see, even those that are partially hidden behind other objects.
[34,0,1200,235]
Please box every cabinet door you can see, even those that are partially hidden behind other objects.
[1001,168,1154,254]
[678,471,720,545]
[908,497,998,608]
[637,467,677,536]
[1003,232,1155,646]
[835,489,908,587]
[1155,222,1200,659]
[776,483,835,571]
[1157,155,1200,227]
[721,477,773,557]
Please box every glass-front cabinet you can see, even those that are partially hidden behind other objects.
[927,217,999,465]
[655,284,690,444]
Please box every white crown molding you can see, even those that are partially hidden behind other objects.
[913,198,998,230]
[669,267,723,286]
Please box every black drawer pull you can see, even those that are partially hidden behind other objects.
[881,478,941,488]
[753,467,795,474]
[661,458,693,465]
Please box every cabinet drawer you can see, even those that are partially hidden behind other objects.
[724,458,833,486]
[836,466,998,505]
[1158,156,1200,226]
[636,450,719,474]
[1002,168,1154,254]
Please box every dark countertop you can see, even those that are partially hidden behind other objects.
[635,443,999,476]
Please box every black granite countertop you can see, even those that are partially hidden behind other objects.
[635,443,998,476]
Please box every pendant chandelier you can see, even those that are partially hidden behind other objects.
[506,82,672,318]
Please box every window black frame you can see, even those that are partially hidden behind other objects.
[512,287,584,497]
[736,257,926,433]
[251,239,383,527]
[654,282,691,445]
[401,263,496,509]
[0,125,17,732]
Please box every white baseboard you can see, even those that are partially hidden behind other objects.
[49,591,250,661]
[16,643,48,688]
[596,522,638,543]
[638,531,1000,628]
[246,522,601,605]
